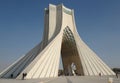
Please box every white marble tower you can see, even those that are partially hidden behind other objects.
[0,4,115,79]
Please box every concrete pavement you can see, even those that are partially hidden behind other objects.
[0,76,120,83]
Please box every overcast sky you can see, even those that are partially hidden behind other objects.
[0,0,120,72]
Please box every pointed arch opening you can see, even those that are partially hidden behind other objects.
[60,26,84,76]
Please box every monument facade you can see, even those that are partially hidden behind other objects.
[0,4,115,79]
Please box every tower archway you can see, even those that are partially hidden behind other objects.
[61,26,84,76]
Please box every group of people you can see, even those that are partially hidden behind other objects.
[10,73,27,80]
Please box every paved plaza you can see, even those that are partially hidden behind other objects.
[0,76,120,83]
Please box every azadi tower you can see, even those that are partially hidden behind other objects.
[0,4,115,79]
